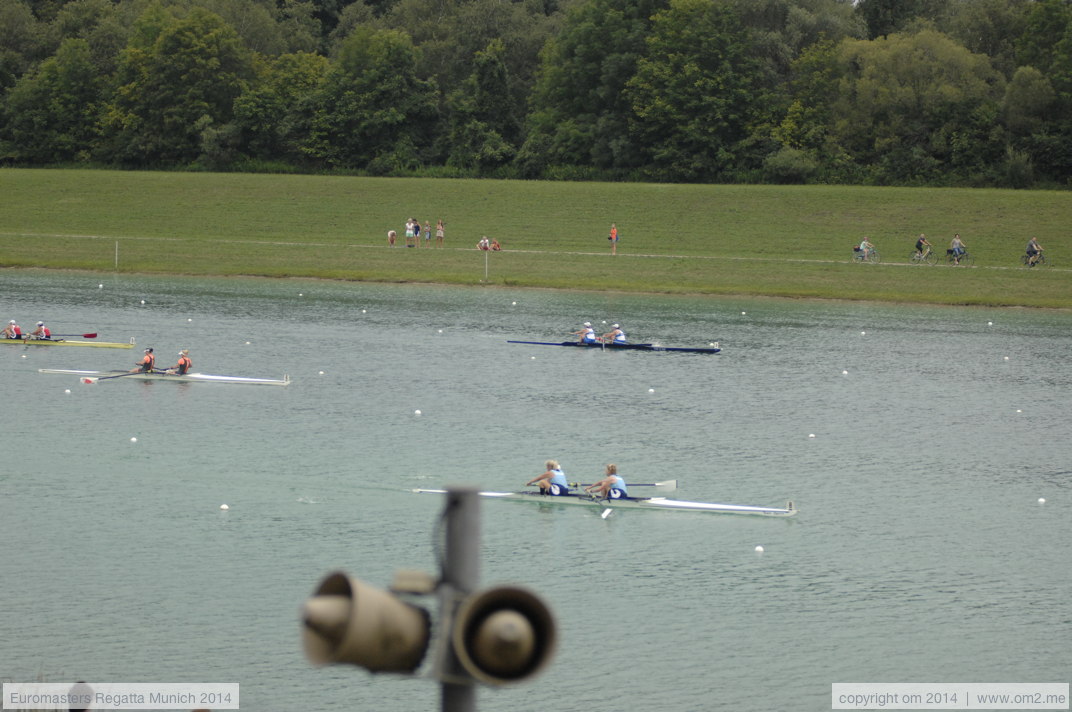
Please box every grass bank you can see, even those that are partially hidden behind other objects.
[1,168,1068,308]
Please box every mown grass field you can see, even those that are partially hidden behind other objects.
[1,168,1068,307]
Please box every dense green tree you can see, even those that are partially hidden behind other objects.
[100,6,253,164]
[0,0,53,88]
[445,39,516,169]
[937,0,1029,78]
[1,38,101,161]
[51,0,131,73]
[625,0,763,182]
[521,0,667,174]
[854,0,944,40]
[306,25,438,171]
[827,30,1005,182]
[233,51,329,164]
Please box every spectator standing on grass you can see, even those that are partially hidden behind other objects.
[609,223,619,255]
[436,219,445,247]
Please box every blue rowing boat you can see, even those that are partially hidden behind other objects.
[507,340,721,354]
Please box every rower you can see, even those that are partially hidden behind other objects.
[28,321,51,340]
[526,460,571,496]
[585,464,629,500]
[602,323,626,344]
[573,321,598,344]
[2,320,22,339]
[166,349,192,375]
[131,347,155,373]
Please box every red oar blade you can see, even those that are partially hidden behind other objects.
[81,377,99,384]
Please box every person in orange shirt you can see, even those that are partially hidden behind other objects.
[131,347,155,373]
[166,349,192,375]
[608,223,618,255]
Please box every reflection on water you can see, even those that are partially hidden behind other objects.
[1,271,1069,711]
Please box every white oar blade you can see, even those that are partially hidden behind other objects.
[81,377,99,384]
[601,508,612,519]
[653,479,678,492]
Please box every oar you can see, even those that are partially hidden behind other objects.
[52,332,97,338]
[568,479,677,492]
[81,371,144,384]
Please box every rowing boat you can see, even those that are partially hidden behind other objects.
[38,368,291,386]
[507,340,721,354]
[2,337,136,349]
[413,488,795,517]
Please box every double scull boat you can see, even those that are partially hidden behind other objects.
[507,340,721,354]
[413,488,795,517]
[3,337,136,349]
[39,368,290,386]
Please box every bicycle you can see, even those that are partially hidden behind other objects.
[1020,253,1048,268]
[945,249,974,267]
[909,248,937,265]
[852,248,880,264]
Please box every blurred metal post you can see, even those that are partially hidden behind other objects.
[440,486,480,712]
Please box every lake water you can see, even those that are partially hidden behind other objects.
[1,270,1069,711]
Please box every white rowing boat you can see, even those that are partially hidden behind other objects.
[38,368,291,386]
[413,488,796,517]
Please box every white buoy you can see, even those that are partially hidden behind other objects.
[220,504,229,510]
[98,284,103,289]
[130,437,137,443]
[414,409,422,416]
[438,329,443,333]
[860,331,866,335]
[1004,356,1009,361]
[842,370,848,375]
[988,321,993,326]
[362,309,366,314]
[21,354,26,359]
[318,371,324,375]
[245,341,251,345]
[648,388,655,393]
[299,293,303,297]
[808,433,816,438]
[755,545,764,553]
[531,356,536,360]
[741,311,746,315]
[140,300,145,305]
[1016,409,1022,413]
[1038,498,1046,504]
[512,301,517,305]
[187,318,192,322]
[65,389,70,394]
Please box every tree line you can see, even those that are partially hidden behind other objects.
[1,0,1070,187]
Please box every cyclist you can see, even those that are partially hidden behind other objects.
[858,236,876,261]
[914,233,932,258]
[1026,236,1043,266]
[949,234,967,265]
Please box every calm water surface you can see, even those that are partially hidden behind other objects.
[1,270,1069,711]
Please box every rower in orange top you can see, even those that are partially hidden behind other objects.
[131,347,155,373]
[166,349,192,375]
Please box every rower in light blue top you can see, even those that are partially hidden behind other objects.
[573,322,598,344]
[585,464,628,499]
[602,324,626,344]
[527,460,571,496]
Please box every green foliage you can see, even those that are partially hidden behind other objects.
[1,38,101,162]
[100,6,253,164]
[0,0,1069,187]
[626,0,764,181]
[306,25,438,169]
